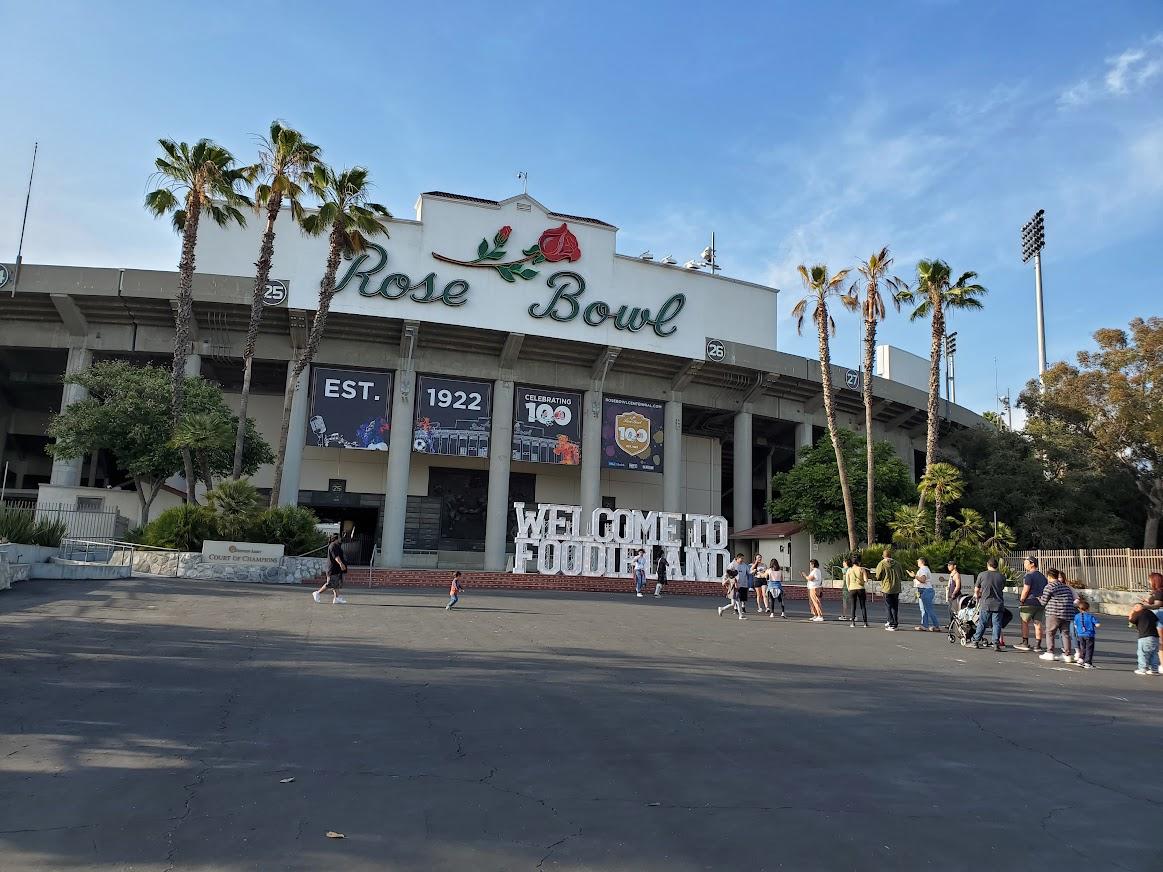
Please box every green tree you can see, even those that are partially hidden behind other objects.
[269,165,391,507]
[232,122,322,480]
[918,461,965,540]
[791,263,859,549]
[948,507,987,547]
[171,413,234,493]
[898,259,986,483]
[851,247,907,546]
[1020,317,1163,548]
[145,139,253,501]
[984,520,1016,557]
[46,362,271,523]
[888,505,931,548]
[768,429,914,543]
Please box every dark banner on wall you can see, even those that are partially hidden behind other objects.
[306,367,392,449]
[413,375,493,458]
[601,395,665,473]
[512,386,582,464]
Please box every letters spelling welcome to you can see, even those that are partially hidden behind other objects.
[512,503,731,580]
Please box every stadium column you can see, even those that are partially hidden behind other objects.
[794,418,813,463]
[49,346,92,486]
[581,390,601,529]
[277,362,310,506]
[663,399,683,512]
[380,367,417,567]
[484,378,515,571]
[733,408,753,535]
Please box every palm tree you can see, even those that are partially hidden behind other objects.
[889,505,931,548]
[268,165,391,507]
[899,259,987,482]
[231,122,322,480]
[948,507,987,547]
[851,247,907,546]
[146,139,252,502]
[171,412,234,494]
[984,520,1017,557]
[792,264,859,550]
[918,461,966,540]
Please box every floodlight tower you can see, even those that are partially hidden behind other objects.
[1021,209,1047,380]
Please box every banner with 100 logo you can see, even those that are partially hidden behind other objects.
[601,395,664,473]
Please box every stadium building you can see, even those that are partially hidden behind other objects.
[0,191,981,569]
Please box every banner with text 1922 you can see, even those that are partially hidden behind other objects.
[306,367,392,449]
[601,395,664,473]
[413,375,493,458]
[512,386,582,464]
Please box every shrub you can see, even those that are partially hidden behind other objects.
[247,506,326,556]
[138,505,218,552]
[0,507,68,548]
[206,479,262,541]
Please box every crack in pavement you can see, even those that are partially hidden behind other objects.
[537,827,582,869]
[969,716,1159,806]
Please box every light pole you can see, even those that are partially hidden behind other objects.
[1021,209,1047,380]
[944,331,958,404]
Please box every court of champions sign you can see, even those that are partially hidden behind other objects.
[511,503,731,580]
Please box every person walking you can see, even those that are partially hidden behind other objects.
[1038,568,1076,662]
[734,553,753,616]
[717,567,744,619]
[312,533,348,604]
[766,557,787,619]
[845,555,870,628]
[633,549,648,598]
[803,559,825,622]
[946,561,962,621]
[875,548,905,631]
[1071,597,1099,668]
[446,571,464,610]
[1014,556,1048,653]
[653,552,668,598]
[752,554,769,614]
[1128,603,1160,675]
[913,558,940,631]
[969,557,1007,651]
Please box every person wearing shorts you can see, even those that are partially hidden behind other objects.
[313,533,347,604]
[751,554,768,614]
[1015,556,1048,652]
[734,553,753,616]
[803,559,825,622]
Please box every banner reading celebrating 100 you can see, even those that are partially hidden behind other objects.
[512,386,582,464]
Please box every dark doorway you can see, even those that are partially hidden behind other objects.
[429,467,488,551]
[310,505,381,565]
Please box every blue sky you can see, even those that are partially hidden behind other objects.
[1,0,1161,418]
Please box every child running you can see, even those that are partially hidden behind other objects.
[1071,597,1099,668]
[717,567,743,619]
[445,571,464,611]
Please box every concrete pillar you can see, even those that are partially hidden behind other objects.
[581,390,602,531]
[764,448,774,523]
[484,377,515,571]
[276,362,310,506]
[794,419,813,462]
[0,408,11,493]
[50,346,93,486]
[733,408,753,534]
[380,367,417,567]
[184,353,202,378]
[663,399,683,513]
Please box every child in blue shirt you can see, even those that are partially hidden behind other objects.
[1072,597,1100,668]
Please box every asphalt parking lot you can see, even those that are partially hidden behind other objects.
[1,577,1159,871]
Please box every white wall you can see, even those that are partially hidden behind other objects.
[876,345,930,393]
[36,484,183,526]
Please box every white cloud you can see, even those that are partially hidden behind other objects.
[1059,33,1163,107]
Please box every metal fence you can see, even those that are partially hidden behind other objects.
[1,500,128,545]
[1005,549,1163,591]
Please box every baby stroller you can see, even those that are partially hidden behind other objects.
[948,594,978,645]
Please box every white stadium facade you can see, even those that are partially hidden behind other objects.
[0,191,981,570]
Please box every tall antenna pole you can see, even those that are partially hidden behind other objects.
[13,141,38,296]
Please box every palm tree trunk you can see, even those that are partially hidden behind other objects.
[172,194,202,504]
[199,451,214,494]
[863,316,877,546]
[818,310,858,551]
[268,223,345,508]
[233,194,283,479]
[934,495,945,541]
[918,299,944,509]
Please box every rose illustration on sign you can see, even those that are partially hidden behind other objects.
[613,411,651,458]
[432,223,581,283]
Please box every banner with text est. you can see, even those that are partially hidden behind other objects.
[306,367,392,449]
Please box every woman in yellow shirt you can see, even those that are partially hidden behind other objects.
[845,555,870,628]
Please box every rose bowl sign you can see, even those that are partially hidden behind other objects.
[512,502,730,580]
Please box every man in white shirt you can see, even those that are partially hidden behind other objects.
[633,549,648,597]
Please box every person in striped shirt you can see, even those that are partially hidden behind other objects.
[1038,568,1077,663]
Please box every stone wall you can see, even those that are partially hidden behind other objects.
[110,549,326,584]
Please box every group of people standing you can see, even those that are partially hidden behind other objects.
[716,553,789,619]
[813,549,942,631]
